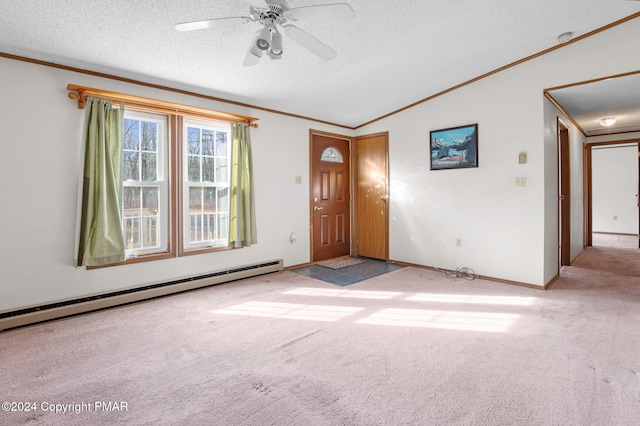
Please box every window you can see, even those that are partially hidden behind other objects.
[121,111,232,260]
[183,120,231,250]
[69,83,258,267]
[123,112,168,257]
[320,146,344,163]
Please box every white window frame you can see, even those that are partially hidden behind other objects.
[122,110,168,258]
[182,119,231,250]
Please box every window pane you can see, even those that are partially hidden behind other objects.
[123,151,140,181]
[125,217,141,249]
[188,155,201,182]
[204,188,216,212]
[141,121,157,151]
[202,157,215,182]
[123,187,141,211]
[124,119,139,150]
[218,213,229,240]
[216,132,228,156]
[216,158,228,183]
[142,152,157,181]
[203,214,215,241]
[218,187,228,212]
[202,130,215,156]
[320,146,343,163]
[141,216,158,248]
[140,198,158,248]
[190,214,202,242]
[187,127,200,155]
[142,187,158,212]
[189,187,203,211]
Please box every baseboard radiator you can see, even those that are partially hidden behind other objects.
[0,259,283,331]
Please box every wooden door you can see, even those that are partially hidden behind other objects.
[558,120,571,266]
[583,144,592,247]
[354,133,389,260]
[311,134,351,262]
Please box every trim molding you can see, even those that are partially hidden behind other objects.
[2,12,639,130]
[544,92,587,136]
[389,260,547,290]
[355,12,640,129]
[544,273,560,289]
[0,260,283,331]
[0,51,353,130]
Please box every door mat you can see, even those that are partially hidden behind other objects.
[316,257,367,269]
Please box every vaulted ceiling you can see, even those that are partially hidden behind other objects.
[1,1,640,128]
[546,72,640,136]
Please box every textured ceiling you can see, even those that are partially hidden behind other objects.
[1,0,640,128]
[547,73,640,136]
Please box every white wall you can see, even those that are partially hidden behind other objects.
[357,16,640,286]
[591,145,639,234]
[2,16,640,311]
[0,57,351,312]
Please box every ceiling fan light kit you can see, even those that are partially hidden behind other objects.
[270,31,283,55]
[256,26,272,50]
[176,0,355,66]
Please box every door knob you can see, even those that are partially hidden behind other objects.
[313,206,324,211]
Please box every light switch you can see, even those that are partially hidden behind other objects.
[518,152,527,164]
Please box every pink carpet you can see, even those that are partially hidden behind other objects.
[1,246,638,425]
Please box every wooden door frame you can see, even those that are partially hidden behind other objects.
[308,129,354,262]
[353,132,390,260]
[583,143,592,247]
[558,119,571,267]
[584,138,640,249]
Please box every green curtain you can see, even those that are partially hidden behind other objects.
[75,97,125,266]
[228,122,257,248]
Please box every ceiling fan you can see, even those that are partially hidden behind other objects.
[176,0,355,66]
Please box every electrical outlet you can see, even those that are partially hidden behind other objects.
[295,176,302,184]
[515,177,527,187]
[456,238,462,247]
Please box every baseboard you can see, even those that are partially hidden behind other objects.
[0,260,283,331]
[544,273,560,289]
[389,260,546,290]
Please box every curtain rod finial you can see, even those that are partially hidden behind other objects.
[68,89,86,109]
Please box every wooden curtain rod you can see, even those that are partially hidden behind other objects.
[67,84,259,128]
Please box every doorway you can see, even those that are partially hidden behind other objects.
[586,141,640,249]
[310,132,351,262]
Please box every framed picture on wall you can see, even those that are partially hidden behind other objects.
[430,124,478,170]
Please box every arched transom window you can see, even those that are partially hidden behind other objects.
[320,146,343,163]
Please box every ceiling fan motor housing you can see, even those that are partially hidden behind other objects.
[252,5,287,25]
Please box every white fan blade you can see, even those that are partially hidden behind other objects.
[287,3,355,21]
[284,25,337,61]
[246,0,269,9]
[176,16,250,32]
[243,50,261,66]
